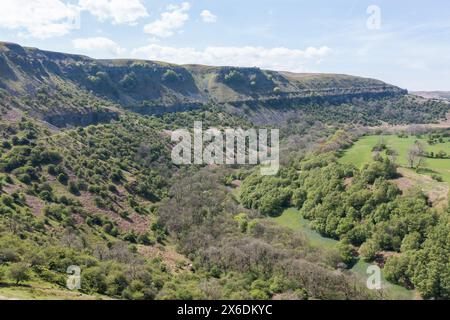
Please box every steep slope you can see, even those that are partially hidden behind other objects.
[0,108,377,300]
[0,42,409,127]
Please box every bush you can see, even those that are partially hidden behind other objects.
[223,70,246,84]
[47,165,57,176]
[0,248,20,263]
[359,239,380,262]
[120,72,138,90]
[103,223,118,236]
[250,289,269,300]
[68,181,80,195]
[57,173,69,185]
[39,190,54,202]
[82,266,107,294]
[108,184,118,193]
[120,211,130,219]
[8,263,30,285]
[2,140,12,149]
[37,150,63,165]
[17,173,32,184]
[431,174,444,182]
[162,70,181,83]
[1,195,14,207]
[137,233,153,245]
[123,232,137,243]
[337,240,356,267]
[4,175,13,184]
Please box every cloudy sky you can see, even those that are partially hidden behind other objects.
[0,0,449,91]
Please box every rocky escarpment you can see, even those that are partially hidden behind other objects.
[0,41,408,127]
[43,110,120,128]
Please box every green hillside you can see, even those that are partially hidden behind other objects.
[0,42,449,301]
[1,42,448,128]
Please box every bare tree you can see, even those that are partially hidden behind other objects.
[387,148,399,164]
[407,141,427,169]
[378,135,385,146]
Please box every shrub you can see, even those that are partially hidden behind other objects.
[337,240,356,267]
[359,239,380,262]
[108,184,118,193]
[8,263,30,285]
[120,72,138,90]
[57,172,69,185]
[47,165,57,176]
[223,70,246,84]
[2,140,11,149]
[162,70,181,83]
[0,248,20,263]
[123,232,137,243]
[250,289,269,300]
[103,223,118,236]
[1,195,14,207]
[4,175,13,184]
[119,211,130,219]
[431,174,444,182]
[39,190,54,202]
[68,181,80,195]
[137,233,153,245]
[17,173,32,184]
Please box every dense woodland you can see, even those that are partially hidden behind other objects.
[240,130,450,299]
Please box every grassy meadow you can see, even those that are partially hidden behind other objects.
[340,135,450,184]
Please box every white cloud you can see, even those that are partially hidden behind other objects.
[0,0,80,39]
[79,0,149,25]
[132,45,331,72]
[200,10,217,23]
[0,0,149,39]
[72,37,125,56]
[143,2,190,38]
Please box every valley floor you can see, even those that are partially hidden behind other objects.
[271,208,418,300]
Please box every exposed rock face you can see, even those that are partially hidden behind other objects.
[126,102,203,116]
[43,110,120,128]
[226,89,404,109]
[0,41,408,127]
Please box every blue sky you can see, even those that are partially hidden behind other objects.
[0,0,449,91]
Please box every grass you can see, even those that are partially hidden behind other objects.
[271,208,417,300]
[350,260,415,300]
[0,280,110,300]
[272,208,338,249]
[340,135,450,184]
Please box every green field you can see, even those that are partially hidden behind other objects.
[272,208,338,248]
[272,208,416,300]
[340,135,450,184]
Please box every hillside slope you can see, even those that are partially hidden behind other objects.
[0,42,449,300]
[0,108,378,300]
[0,42,409,127]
